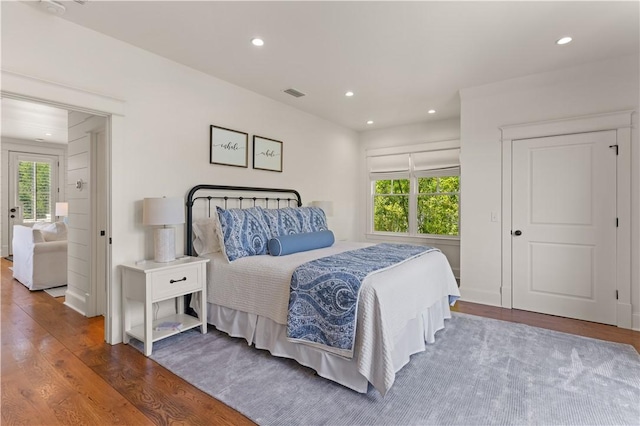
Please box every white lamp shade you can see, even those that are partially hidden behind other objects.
[55,202,68,216]
[311,200,333,217]
[143,197,185,226]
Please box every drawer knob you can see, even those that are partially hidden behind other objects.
[169,277,187,284]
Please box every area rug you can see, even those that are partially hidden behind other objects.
[130,313,640,425]
[44,285,67,298]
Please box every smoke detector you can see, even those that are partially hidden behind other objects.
[39,0,66,16]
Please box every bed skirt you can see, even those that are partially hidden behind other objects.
[204,295,453,394]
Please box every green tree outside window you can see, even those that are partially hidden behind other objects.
[372,175,459,237]
[18,161,51,222]
[373,179,409,233]
[417,176,459,236]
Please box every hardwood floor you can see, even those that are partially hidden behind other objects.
[1,258,253,426]
[2,257,639,424]
[452,299,640,353]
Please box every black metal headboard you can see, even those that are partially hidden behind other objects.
[185,184,303,256]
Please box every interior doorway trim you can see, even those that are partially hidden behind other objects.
[2,69,125,344]
[499,110,635,329]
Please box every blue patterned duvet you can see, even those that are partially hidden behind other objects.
[286,243,437,358]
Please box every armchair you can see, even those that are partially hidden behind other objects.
[12,223,68,291]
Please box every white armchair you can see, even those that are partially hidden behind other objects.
[12,223,68,291]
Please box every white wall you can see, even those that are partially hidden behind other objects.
[1,3,360,341]
[459,54,640,327]
[358,118,461,277]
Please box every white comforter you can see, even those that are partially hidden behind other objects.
[204,242,460,394]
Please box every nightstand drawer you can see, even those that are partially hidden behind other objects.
[151,265,202,300]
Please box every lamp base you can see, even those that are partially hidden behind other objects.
[154,228,176,263]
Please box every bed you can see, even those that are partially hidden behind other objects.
[186,184,460,396]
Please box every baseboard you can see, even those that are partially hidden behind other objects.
[458,287,502,307]
[63,288,87,316]
[632,312,640,332]
[616,302,633,329]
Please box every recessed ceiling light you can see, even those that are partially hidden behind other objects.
[45,133,52,136]
[556,36,572,45]
[428,109,436,114]
[345,91,354,97]
[367,120,374,125]
[251,38,264,47]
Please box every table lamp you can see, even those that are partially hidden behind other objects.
[143,197,185,263]
[310,200,333,216]
[55,202,68,223]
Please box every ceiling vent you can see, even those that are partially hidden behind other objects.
[283,88,306,98]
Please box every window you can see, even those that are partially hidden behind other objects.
[368,147,460,238]
[18,160,52,222]
[373,179,409,232]
[417,174,459,236]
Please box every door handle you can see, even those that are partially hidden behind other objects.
[512,230,522,236]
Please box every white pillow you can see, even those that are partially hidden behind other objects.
[32,229,45,243]
[192,217,221,255]
[33,221,67,242]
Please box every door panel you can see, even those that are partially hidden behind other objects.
[512,130,617,325]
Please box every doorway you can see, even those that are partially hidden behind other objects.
[511,131,617,324]
[1,99,109,320]
[7,152,61,256]
[500,111,633,329]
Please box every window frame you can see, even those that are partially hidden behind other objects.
[368,149,460,241]
[14,153,59,224]
[414,169,460,237]
[371,175,411,235]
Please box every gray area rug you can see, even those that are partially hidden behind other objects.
[131,313,640,425]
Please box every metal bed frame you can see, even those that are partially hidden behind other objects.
[185,184,302,256]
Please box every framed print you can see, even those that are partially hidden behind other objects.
[210,125,248,167]
[253,135,283,172]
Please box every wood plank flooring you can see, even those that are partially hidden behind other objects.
[1,259,253,426]
[2,257,639,424]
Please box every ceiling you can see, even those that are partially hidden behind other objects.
[1,98,68,144]
[6,1,640,134]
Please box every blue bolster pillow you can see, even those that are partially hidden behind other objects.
[268,230,335,256]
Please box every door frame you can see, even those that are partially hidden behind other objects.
[3,142,67,256]
[2,69,125,344]
[500,110,634,328]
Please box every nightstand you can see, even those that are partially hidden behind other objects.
[121,256,209,356]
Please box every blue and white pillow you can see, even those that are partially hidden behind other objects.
[295,207,328,233]
[262,207,304,237]
[262,207,328,238]
[217,206,271,261]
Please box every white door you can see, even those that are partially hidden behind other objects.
[8,152,60,255]
[66,112,108,317]
[512,130,617,325]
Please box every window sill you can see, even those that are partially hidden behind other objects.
[365,233,460,245]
